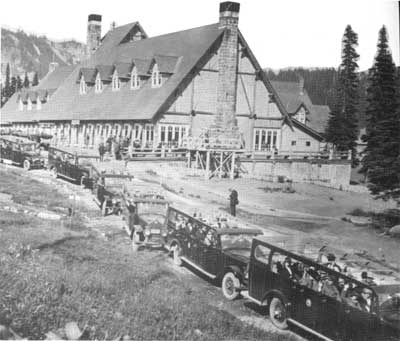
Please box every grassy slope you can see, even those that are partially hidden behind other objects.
[0,167,295,340]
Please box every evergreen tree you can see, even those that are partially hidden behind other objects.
[23,72,30,88]
[1,63,11,106]
[361,26,400,200]
[10,77,17,97]
[16,76,23,91]
[325,25,360,165]
[32,72,39,86]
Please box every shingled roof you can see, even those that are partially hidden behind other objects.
[2,21,292,126]
[270,80,330,134]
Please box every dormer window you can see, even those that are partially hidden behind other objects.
[79,75,87,95]
[95,73,103,93]
[296,110,306,124]
[112,71,120,91]
[151,64,161,88]
[130,67,140,89]
[18,98,23,111]
[27,98,32,111]
[37,99,42,110]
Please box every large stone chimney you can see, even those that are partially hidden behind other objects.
[86,14,102,56]
[215,1,240,131]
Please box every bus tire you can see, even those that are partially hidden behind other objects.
[221,272,240,300]
[172,244,182,266]
[23,160,31,170]
[269,297,288,329]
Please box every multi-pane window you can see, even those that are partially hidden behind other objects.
[253,128,279,151]
[27,98,32,111]
[145,124,154,147]
[151,64,162,88]
[36,99,42,110]
[95,73,103,93]
[112,71,120,91]
[130,67,140,89]
[18,99,23,111]
[79,76,87,95]
[306,141,311,147]
[158,124,188,147]
[295,110,306,124]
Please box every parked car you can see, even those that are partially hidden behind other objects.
[48,146,95,187]
[121,181,169,250]
[0,135,45,170]
[166,207,262,298]
[220,236,400,341]
[90,164,133,216]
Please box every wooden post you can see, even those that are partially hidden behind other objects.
[219,151,223,178]
[205,150,210,179]
[230,152,236,180]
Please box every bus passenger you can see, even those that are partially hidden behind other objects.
[321,276,340,300]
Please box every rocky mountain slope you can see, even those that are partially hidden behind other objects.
[1,27,86,81]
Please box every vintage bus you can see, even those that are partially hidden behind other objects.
[235,236,400,341]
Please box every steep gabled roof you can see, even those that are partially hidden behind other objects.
[95,65,114,81]
[153,54,180,74]
[115,62,132,78]
[132,58,152,76]
[35,65,76,90]
[270,80,313,114]
[292,118,324,141]
[22,23,225,122]
[78,68,97,83]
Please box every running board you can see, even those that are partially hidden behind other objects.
[2,159,19,166]
[58,174,77,182]
[287,319,334,341]
[241,291,267,306]
[180,257,217,279]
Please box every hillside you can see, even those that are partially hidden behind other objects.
[1,27,85,81]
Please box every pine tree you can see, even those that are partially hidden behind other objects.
[16,76,23,91]
[32,72,39,86]
[361,26,400,200]
[10,77,17,97]
[325,25,360,165]
[23,72,30,88]
[1,63,11,105]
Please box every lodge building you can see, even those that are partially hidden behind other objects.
[1,2,330,154]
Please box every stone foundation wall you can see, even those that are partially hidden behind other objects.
[240,159,351,189]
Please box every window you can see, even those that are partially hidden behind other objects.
[36,99,42,110]
[254,245,271,265]
[151,63,162,88]
[291,141,296,146]
[253,129,280,151]
[112,71,120,91]
[130,67,140,89]
[79,75,87,95]
[95,73,103,93]
[158,124,189,147]
[306,141,311,147]
[133,124,141,141]
[296,110,306,124]
[27,98,32,111]
[18,99,23,111]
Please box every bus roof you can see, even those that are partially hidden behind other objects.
[49,146,99,158]
[1,135,36,145]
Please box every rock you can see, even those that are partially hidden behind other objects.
[37,212,61,220]
[389,225,400,237]
[65,322,82,340]
[194,329,203,337]
[45,331,63,340]
[349,216,371,226]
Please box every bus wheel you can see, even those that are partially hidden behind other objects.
[80,176,86,187]
[51,167,58,178]
[131,242,139,252]
[23,160,31,170]
[222,272,240,300]
[172,244,182,266]
[269,297,288,329]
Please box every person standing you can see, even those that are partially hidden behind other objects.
[98,142,105,162]
[229,188,239,216]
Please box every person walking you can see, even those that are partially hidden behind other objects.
[229,188,239,217]
[98,142,105,162]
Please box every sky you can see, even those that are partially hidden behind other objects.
[0,0,399,71]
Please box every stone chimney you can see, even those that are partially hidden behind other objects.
[110,21,117,31]
[86,14,102,55]
[215,1,240,131]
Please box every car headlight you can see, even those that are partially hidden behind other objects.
[144,230,151,236]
